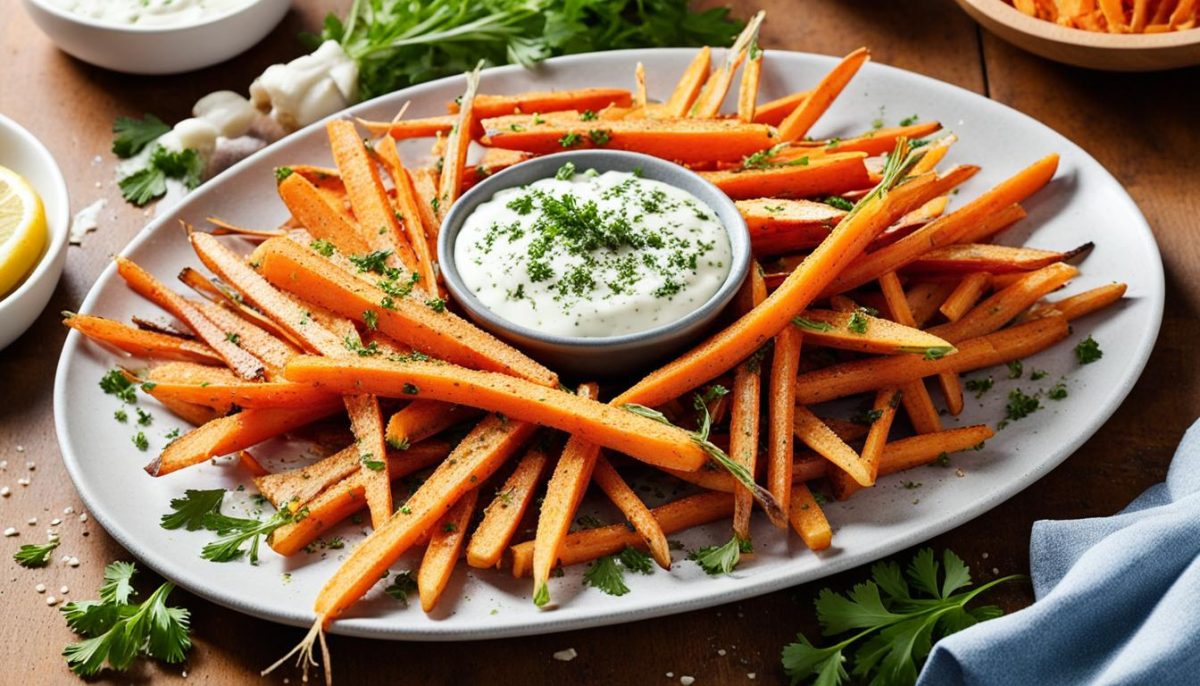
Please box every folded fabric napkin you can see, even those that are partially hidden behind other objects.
[917,419,1200,686]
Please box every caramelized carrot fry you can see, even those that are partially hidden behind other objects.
[861,388,901,483]
[736,46,764,123]
[929,262,1080,343]
[386,401,478,450]
[614,165,949,409]
[752,90,811,126]
[150,395,221,426]
[739,198,846,254]
[147,401,344,477]
[467,441,552,569]
[284,356,708,472]
[312,414,534,621]
[955,203,1028,244]
[879,270,945,432]
[136,374,333,411]
[253,238,558,386]
[700,153,873,200]
[691,12,762,118]
[793,405,871,486]
[277,173,371,256]
[907,243,1088,275]
[327,120,419,272]
[940,273,993,322]
[794,308,955,356]
[807,121,943,157]
[419,488,479,612]
[767,323,802,525]
[777,47,871,142]
[257,441,450,509]
[345,393,392,529]
[907,281,959,328]
[409,167,442,250]
[788,485,832,551]
[1028,283,1127,321]
[375,136,440,293]
[115,257,266,381]
[266,442,454,555]
[830,424,994,500]
[481,117,778,164]
[910,134,957,176]
[822,155,1059,296]
[63,312,223,365]
[449,88,633,119]
[666,47,712,118]
[187,299,301,372]
[436,66,480,221]
[794,317,1071,405]
[731,266,766,540]
[237,450,269,478]
[356,114,457,140]
[509,492,734,577]
[592,456,672,570]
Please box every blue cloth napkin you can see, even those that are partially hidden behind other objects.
[917,419,1200,686]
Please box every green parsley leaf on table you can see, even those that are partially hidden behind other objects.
[781,548,1020,686]
[61,561,191,677]
[160,489,226,531]
[112,114,170,158]
[118,145,205,206]
[13,537,60,567]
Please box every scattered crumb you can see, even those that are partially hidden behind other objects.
[67,556,80,567]
[955,468,966,478]
[17,478,30,487]
[3,527,16,537]
[50,518,61,526]
[64,506,75,515]
[666,673,674,678]
[992,567,1000,575]
[552,648,577,662]
[981,552,989,559]
[748,673,756,680]
[25,462,34,471]
[717,649,726,656]
[27,518,36,526]
[1,487,9,497]
[680,677,695,685]
[35,584,46,594]
[60,586,69,594]
[46,595,58,606]
[79,513,88,523]
[15,446,23,453]
[69,199,107,246]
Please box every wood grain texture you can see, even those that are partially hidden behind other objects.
[0,1,1194,684]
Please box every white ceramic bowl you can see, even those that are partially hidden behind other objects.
[0,114,70,351]
[22,0,291,75]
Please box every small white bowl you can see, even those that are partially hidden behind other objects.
[22,0,291,75]
[0,114,70,351]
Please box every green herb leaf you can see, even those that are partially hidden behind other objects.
[1075,336,1102,364]
[690,535,747,576]
[384,571,417,606]
[160,489,226,531]
[100,369,138,404]
[13,538,60,568]
[112,114,170,158]
[583,555,630,596]
[618,546,655,575]
[794,316,834,333]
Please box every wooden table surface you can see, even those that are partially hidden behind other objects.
[2,0,1197,683]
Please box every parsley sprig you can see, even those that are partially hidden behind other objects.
[691,535,753,575]
[13,537,60,567]
[118,145,204,206]
[583,547,655,596]
[60,562,192,677]
[160,489,305,565]
[782,549,1020,686]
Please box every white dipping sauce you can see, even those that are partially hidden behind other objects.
[47,0,255,27]
[455,166,731,338]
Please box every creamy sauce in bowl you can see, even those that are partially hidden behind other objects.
[453,164,732,338]
[45,0,257,27]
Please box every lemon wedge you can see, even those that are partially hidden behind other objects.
[0,164,48,298]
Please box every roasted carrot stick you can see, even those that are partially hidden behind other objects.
[147,400,344,476]
[767,322,802,526]
[481,117,778,164]
[879,270,948,430]
[449,88,633,119]
[385,401,477,450]
[253,237,558,386]
[284,356,708,472]
[613,159,947,409]
[134,375,333,411]
[907,243,1088,275]
[63,312,223,365]
[666,47,712,118]
[277,173,371,256]
[861,387,902,484]
[115,257,266,381]
[699,153,873,200]
[466,440,552,569]
[821,155,1059,296]
[312,414,534,622]
[793,308,954,356]
[793,405,871,486]
[1026,283,1127,321]
[691,12,761,118]
[356,114,457,140]
[436,65,480,221]
[327,120,419,272]
[419,488,479,611]
[509,492,734,577]
[788,485,832,551]
[777,47,871,142]
[752,90,811,126]
[731,266,766,541]
[907,281,959,328]
[794,316,1071,404]
[929,262,1080,343]
[829,424,994,500]
[375,136,440,292]
[736,44,764,123]
[940,273,993,322]
[344,394,392,529]
[809,121,944,157]
[592,456,671,569]
[187,299,300,372]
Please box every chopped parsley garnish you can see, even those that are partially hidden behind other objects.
[741,143,808,170]
[13,538,60,567]
[402,383,420,395]
[555,162,576,180]
[847,308,870,334]
[136,408,153,427]
[851,408,884,426]
[348,250,394,275]
[274,166,294,183]
[580,109,598,121]
[114,409,128,423]
[344,336,380,357]
[587,129,612,146]
[118,146,204,206]
[384,571,417,605]
[900,114,920,126]
[583,555,630,596]
[363,309,379,331]
[132,432,149,451]
[558,132,583,147]
[793,316,834,332]
[160,489,307,564]
[425,298,447,313]
[1000,388,1041,428]
[1030,369,1048,381]
[310,238,336,256]
[361,453,386,471]
[1006,360,1024,379]
[964,376,994,398]
[224,332,241,347]
[823,196,855,211]
[1075,336,1102,364]
[100,369,137,404]
[1048,383,1068,400]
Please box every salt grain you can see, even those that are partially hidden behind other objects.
[27,518,36,526]
[64,506,74,514]
[552,648,577,662]
[717,649,726,656]
[3,527,16,537]
[79,513,88,523]
[15,446,23,453]
[68,557,80,567]
[748,673,756,680]
[50,518,61,526]
[0,460,6,470]
[46,596,58,606]
[666,673,674,678]
[680,677,695,685]
[60,586,69,594]
[981,552,989,559]
[992,567,1000,575]
[17,478,29,487]
[35,584,46,593]
[1,487,9,497]
[25,462,34,471]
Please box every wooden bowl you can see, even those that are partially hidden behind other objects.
[954,0,1200,71]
